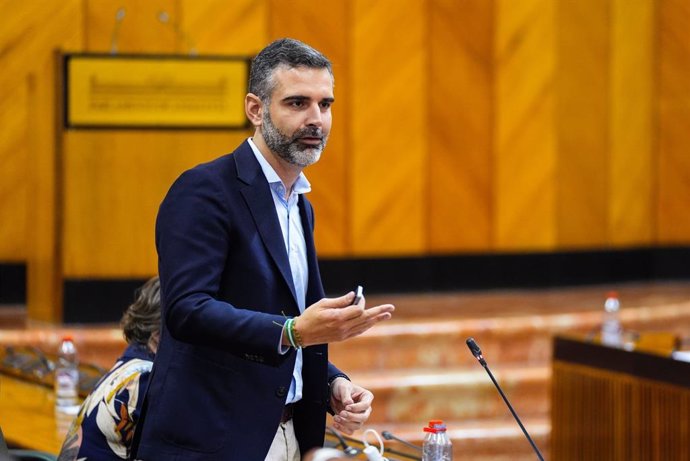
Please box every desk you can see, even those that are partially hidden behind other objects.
[0,374,68,454]
[0,373,420,460]
[551,335,690,461]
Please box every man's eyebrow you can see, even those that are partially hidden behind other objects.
[281,96,335,103]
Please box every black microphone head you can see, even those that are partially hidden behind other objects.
[381,431,393,440]
[466,337,482,358]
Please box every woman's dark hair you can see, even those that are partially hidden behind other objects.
[121,276,161,346]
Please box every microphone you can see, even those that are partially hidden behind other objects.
[381,431,422,452]
[109,7,126,55]
[325,426,360,457]
[465,338,545,461]
[157,10,198,56]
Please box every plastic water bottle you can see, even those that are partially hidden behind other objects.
[422,420,452,461]
[54,335,80,415]
[601,291,622,347]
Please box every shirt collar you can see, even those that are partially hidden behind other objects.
[247,138,311,195]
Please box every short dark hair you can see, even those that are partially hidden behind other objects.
[121,276,161,346]
[249,38,332,103]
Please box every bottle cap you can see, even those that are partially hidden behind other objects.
[606,291,619,299]
[62,334,74,342]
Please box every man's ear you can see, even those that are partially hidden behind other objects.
[245,93,264,127]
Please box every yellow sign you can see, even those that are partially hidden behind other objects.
[64,54,249,129]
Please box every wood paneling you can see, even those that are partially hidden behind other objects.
[3,1,690,322]
[555,0,609,248]
[267,0,349,256]
[61,0,261,277]
[0,0,84,321]
[0,77,29,261]
[61,132,246,277]
[658,0,690,244]
[84,0,179,54]
[609,0,655,246]
[494,0,557,250]
[428,0,493,252]
[350,0,427,255]
[181,0,267,55]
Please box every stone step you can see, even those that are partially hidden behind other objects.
[330,299,690,372]
[349,365,549,424]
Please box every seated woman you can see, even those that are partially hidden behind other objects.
[58,276,160,461]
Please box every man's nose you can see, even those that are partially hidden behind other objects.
[305,103,323,127]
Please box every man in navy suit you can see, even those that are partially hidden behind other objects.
[132,38,395,461]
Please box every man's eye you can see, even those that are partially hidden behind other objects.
[320,102,332,109]
[290,101,304,108]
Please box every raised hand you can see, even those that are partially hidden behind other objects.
[294,292,394,347]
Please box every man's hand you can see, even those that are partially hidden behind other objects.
[329,378,374,435]
[294,292,394,347]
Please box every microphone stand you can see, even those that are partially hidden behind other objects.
[325,426,360,457]
[466,338,545,461]
[381,431,422,452]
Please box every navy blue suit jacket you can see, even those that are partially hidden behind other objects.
[135,141,342,460]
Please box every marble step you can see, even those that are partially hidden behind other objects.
[350,365,549,424]
[330,299,690,372]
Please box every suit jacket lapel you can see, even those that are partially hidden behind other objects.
[235,142,299,308]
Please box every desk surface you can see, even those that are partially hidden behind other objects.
[0,372,420,460]
[554,335,690,388]
[0,374,68,454]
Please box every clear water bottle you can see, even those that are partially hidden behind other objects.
[422,420,452,461]
[54,335,80,415]
[601,291,622,347]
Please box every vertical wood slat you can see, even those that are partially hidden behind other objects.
[658,0,690,244]
[350,0,427,255]
[0,74,29,261]
[494,0,557,250]
[552,360,690,460]
[267,0,350,256]
[428,0,493,252]
[609,0,655,246]
[18,1,83,322]
[555,0,609,248]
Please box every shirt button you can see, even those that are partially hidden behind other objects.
[276,386,287,398]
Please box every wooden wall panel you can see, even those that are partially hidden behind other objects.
[84,0,179,53]
[494,0,557,250]
[12,1,83,322]
[4,1,690,316]
[182,0,267,55]
[428,0,493,252]
[62,132,246,277]
[61,0,260,277]
[658,0,690,244]
[609,0,655,246]
[0,1,82,266]
[350,0,427,255]
[0,77,29,261]
[555,0,609,248]
[267,0,349,256]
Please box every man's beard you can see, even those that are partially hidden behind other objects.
[262,110,327,168]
